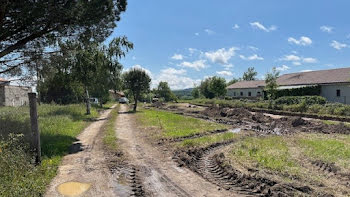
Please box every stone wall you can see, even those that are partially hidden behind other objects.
[2,85,31,107]
[0,86,5,106]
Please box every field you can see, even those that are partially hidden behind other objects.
[0,104,100,196]
[140,103,350,196]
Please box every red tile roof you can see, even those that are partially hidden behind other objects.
[277,67,350,86]
[227,67,350,89]
[227,80,265,89]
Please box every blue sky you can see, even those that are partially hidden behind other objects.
[109,0,350,90]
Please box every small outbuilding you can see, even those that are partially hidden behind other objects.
[0,78,32,107]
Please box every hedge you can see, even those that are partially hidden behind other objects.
[275,96,326,105]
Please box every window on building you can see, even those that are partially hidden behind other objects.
[233,92,236,96]
[337,89,341,97]
[240,92,243,96]
[248,92,252,97]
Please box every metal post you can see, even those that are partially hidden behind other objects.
[28,93,41,164]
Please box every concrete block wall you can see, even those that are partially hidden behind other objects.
[2,85,31,107]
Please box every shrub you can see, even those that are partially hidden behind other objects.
[307,104,323,114]
[275,96,326,106]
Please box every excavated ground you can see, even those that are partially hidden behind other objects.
[147,103,350,196]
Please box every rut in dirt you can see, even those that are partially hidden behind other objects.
[114,104,237,197]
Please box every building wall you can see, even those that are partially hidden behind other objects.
[3,86,31,107]
[321,84,350,104]
[0,86,5,106]
[227,88,264,98]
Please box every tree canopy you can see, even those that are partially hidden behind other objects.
[199,76,227,99]
[123,68,151,111]
[0,0,127,76]
[265,67,280,100]
[242,67,257,81]
[156,81,176,102]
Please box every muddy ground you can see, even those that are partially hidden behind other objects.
[147,102,350,196]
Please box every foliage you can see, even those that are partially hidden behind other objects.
[276,85,321,98]
[265,67,280,101]
[275,96,326,105]
[199,76,227,99]
[0,0,127,76]
[227,78,240,86]
[156,81,176,102]
[242,67,257,81]
[123,68,151,111]
[138,109,227,138]
[0,104,99,196]
[191,87,201,99]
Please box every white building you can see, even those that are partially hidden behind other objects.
[227,67,350,104]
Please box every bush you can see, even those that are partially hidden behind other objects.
[275,96,326,106]
[307,104,323,114]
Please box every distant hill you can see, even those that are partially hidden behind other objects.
[173,88,193,98]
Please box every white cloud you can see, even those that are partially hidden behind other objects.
[300,70,313,72]
[320,26,333,33]
[195,32,199,36]
[280,54,316,64]
[330,40,348,50]
[223,64,234,70]
[250,22,277,32]
[232,24,240,30]
[204,29,215,35]
[216,70,233,76]
[171,54,184,60]
[275,65,290,72]
[280,55,301,62]
[303,57,318,63]
[153,68,200,90]
[248,46,259,51]
[204,47,237,64]
[126,64,153,77]
[132,56,136,60]
[180,60,207,71]
[288,36,312,46]
[240,54,264,61]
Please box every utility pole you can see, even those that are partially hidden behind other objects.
[28,93,41,164]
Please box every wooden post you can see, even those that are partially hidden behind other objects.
[28,93,41,164]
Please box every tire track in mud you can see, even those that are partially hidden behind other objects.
[174,139,315,196]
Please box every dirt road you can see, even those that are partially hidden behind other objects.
[115,104,238,197]
[45,106,117,197]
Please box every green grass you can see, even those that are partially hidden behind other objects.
[298,134,350,168]
[138,109,228,138]
[230,136,300,175]
[0,104,99,196]
[103,106,119,151]
[179,132,237,148]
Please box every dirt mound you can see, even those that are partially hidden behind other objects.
[151,101,165,108]
[331,123,350,134]
[201,107,253,120]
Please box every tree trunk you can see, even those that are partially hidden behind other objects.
[133,94,138,112]
[85,87,91,115]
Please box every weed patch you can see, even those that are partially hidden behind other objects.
[103,106,119,151]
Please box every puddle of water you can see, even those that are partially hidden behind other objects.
[229,128,242,133]
[57,182,91,197]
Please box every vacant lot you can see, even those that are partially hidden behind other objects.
[0,104,99,196]
[144,103,350,196]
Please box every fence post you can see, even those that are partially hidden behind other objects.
[28,93,41,164]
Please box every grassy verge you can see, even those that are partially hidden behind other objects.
[230,136,300,175]
[0,104,99,196]
[138,109,228,139]
[178,132,237,148]
[103,105,119,151]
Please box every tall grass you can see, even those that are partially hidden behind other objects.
[103,106,119,151]
[138,109,228,138]
[0,104,99,196]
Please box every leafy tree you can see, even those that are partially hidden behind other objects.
[192,87,201,99]
[199,78,215,99]
[199,77,227,99]
[227,78,240,86]
[156,81,176,102]
[265,67,280,100]
[0,0,127,76]
[123,68,151,111]
[242,67,257,81]
[209,76,227,98]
